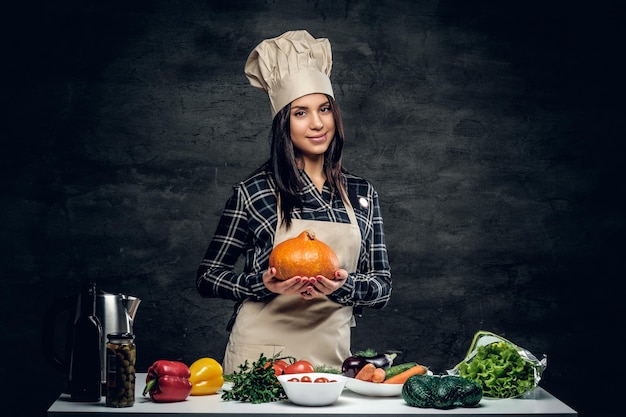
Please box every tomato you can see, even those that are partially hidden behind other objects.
[275,359,288,369]
[288,377,300,382]
[314,377,329,383]
[265,359,289,376]
[283,360,315,374]
[300,375,312,382]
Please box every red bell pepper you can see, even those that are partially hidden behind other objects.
[143,360,192,402]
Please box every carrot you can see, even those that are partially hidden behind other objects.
[355,363,377,381]
[383,364,427,384]
[371,367,386,383]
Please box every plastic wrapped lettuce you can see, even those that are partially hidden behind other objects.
[447,331,547,399]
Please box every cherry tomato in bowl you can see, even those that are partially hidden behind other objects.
[276,373,348,406]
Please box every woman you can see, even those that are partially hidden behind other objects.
[196,30,392,374]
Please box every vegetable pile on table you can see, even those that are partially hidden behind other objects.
[341,349,396,378]
[342,348,428,385]
[222,354,340,403]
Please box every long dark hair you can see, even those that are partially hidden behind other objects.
[266,94,347,229]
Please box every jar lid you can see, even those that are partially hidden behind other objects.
[106,332,135,342]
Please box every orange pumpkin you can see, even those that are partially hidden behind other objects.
[269,230,339,280]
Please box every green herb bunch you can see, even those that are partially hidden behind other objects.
[221,353,286,404]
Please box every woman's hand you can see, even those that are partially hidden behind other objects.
[262,267,348,299]
[263,267,312,295]
[300,269,348,300]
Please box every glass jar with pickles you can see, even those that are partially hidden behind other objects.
[105,332,136,407]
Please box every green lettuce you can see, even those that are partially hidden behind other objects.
[458,341,535,398]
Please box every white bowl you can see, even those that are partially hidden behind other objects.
[277,372,347,406]
[345,377,403,397]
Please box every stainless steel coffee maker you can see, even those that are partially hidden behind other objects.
[44,287,141,391]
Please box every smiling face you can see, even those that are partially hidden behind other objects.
[289,93,336,162]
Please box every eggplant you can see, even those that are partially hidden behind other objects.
[341,349,397,378]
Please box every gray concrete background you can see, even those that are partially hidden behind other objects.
[2,1,622,415]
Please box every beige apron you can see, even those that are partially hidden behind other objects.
[222,198,361,374]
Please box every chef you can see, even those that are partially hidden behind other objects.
[196,30,392,374]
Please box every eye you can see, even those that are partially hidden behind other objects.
[293,109,306,117]
[320,105,332,113]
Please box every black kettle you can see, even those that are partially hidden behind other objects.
[43,287,141,392]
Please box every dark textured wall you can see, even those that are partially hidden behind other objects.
[2,1,622,415]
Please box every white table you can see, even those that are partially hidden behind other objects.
[47,373,577,416]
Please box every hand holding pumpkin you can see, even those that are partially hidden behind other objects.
[262,267,313,295]
[263,267,346,298]
[306,271,348,296]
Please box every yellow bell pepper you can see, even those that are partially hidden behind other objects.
[188,357,224,395]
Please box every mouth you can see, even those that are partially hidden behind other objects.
[307,133,328,143]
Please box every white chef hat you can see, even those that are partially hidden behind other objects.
[244,30,334,118]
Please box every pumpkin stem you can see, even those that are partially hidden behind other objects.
[305,230,316,240]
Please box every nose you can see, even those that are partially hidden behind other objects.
[310,113,323,129]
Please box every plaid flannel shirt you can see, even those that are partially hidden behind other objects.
[196,168,392,311]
